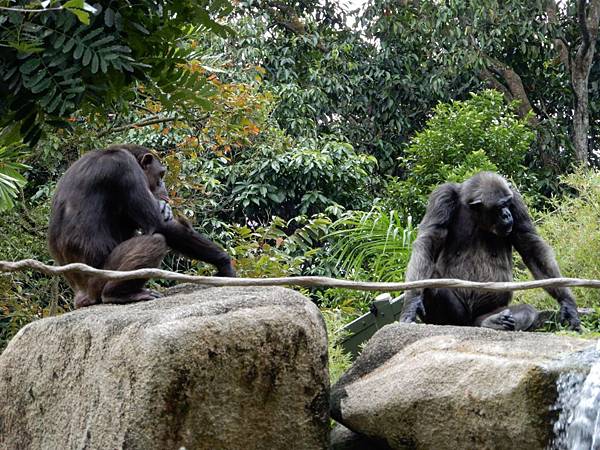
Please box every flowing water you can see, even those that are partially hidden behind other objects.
[549,341,600,450]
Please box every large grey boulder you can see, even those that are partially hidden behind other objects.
[0,286,329,450]
[331,323,594,450]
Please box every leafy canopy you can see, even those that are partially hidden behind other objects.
[394,90,536,217]
[0,0,233,144]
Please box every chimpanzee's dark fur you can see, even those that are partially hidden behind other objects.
[49,144,235,308]
[400,172,580,331]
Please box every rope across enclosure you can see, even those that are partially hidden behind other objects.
[2,258,600,293]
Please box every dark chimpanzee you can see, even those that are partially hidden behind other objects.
[400,172,580,331]
[48,144,236,308]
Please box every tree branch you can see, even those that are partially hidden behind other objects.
[579,0,591,51]
[132,104,155,115]
[469,34,537,125]
[478,67,512,99]
[97,116,180,138]
[3,259,600,293]
[263,0,328,51]
[571,0,600,163]
[0,5,63,12]
[478,56,538,126]
[546,0,571,71]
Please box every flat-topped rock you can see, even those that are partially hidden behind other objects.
[0,286,329,450]
[331,323,594,450]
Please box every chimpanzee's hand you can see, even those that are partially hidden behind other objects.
[216,263,237,277]
[158,199,173,222]
[559,301,581,332]
[399,295,425,323]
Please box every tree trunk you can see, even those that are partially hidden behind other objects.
[482,60,538,127]
[571,0,600,165]
[477,61,539,131]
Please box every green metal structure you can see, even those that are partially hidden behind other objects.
[339,293,405,357]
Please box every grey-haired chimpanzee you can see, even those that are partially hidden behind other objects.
[49,144,235,308]
[400,172,580,331]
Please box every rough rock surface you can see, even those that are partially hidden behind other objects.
[329,423,392,450]
[331,323,593,450]
[0,286,329,450]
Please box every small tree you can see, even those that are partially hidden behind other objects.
[394,89,536,218]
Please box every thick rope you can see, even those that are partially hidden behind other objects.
[1,258,600,293]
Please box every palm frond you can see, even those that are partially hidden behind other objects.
[328,207,415,282]
[0,143,30,211]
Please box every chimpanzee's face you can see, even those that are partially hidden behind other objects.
[140,153,169,201]
[469,195,513,237]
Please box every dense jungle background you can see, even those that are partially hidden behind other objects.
[1,0,600,377]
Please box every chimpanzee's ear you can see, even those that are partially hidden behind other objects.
[140,153,154,168]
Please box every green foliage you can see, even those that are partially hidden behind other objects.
[361,0,595,175]
[0,128,29,211]
[0,0,233,143]
[578,307,600,337]
[226,215,334,278]
[322,309,353,384]
[0,0,96,27]
[533,307,600,338]
[141,31,217,112]
[516,169,600,312]
[0,147,28,211]
[157,211,337,281]
[230,139,377,221]
[393,90,536,218]
[0,199,72,350]
[209,2,408,171]
[61,0,97,25]
[77,58,378,223]
[312,288,372,318]
[329,207,415,282]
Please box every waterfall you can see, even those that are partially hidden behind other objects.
[549,341,600,450]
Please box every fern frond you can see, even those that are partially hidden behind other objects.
[329,207,415,282]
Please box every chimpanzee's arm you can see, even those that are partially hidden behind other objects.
[116,151,235,277]
[400,183,459,322]
[158,219,236,277]
[118,152,166,233]
[510,190,580,330]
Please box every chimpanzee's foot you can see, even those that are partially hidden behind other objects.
[102,289,162,304]
[479,308,516,331]
[74,292,99,309]
[508,303,540,331]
